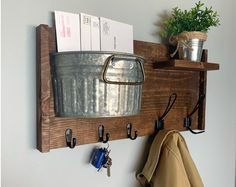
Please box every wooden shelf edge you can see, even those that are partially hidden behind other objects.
[154,59,220,71]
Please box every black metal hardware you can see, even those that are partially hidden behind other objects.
[98,125,110,143]
[127,123,138,140]
[184,94,205,134]
[156,93,177,131]
[65,128,76,149]
[156,119,164,131]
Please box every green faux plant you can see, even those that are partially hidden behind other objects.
[160,1,220,38]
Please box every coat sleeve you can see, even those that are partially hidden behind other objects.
[177,136,204,187]
[137,130,178,186]
[150,145,192,187]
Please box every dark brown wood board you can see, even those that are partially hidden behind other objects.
[154,60,219,71]
[36,24,218,152]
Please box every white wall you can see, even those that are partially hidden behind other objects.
[2,0,236,186]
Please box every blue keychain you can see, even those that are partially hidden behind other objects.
[91,148,108,170]
[91,143,112,177]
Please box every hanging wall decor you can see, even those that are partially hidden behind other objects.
[36,24,219,152]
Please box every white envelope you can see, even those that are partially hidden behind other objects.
[80,13,100,51]
[91,16,100,51]
[54,11,81,52]
[100,17,133,53]
[80,13,91,50]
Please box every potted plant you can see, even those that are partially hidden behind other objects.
[160,1,220,61]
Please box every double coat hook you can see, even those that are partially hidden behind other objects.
[65,128,77,149]
[98,125,110,143]
[184,94,205,134]
[156,93,177,131]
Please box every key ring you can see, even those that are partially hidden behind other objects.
[106,142,109,150]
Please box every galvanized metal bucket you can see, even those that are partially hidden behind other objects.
[178,39,204,62]
[50,51,145,117]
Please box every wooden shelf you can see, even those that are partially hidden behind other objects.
[154,59,219,71]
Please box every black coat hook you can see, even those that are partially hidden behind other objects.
[156,93,177,131]
[184,94,205,134]
[65,128,76,149]
[98,125,110,143]
[127,123,138,140]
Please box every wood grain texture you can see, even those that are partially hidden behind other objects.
[37,25,211,152]
[198,50,208,130]
[36,25,51,152]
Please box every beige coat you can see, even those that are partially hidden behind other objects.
[137,130,204,187]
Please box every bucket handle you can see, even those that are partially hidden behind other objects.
[101,54,145,85]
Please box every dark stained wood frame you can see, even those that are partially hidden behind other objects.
[36,24,219,152]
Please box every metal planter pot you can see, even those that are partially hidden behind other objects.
[170,31,207,62]
[178,38,205,62]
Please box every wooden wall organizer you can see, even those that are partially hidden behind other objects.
[36,24,219,152]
